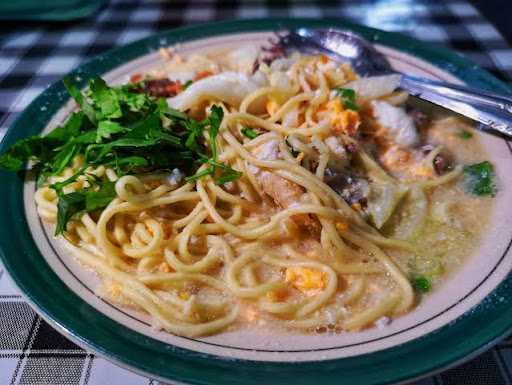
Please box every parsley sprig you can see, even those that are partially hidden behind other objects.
[463,161,496,196]
[335,87,359,111]
[241,127,260,139]
[0,76,241,234]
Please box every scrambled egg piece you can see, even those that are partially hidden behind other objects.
[158,261,172,273]
[351,202,362,211]
[266,98,280,116]
[244,307,258,322]
[335,221,349,231]
[379,145,411,171]
[107,283,122,298]
[325,99,360,136]
[266,288,289,302]
[285,267,325,294]
[379,145,434,179]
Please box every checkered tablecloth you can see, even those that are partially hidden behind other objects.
[1,1,512,384]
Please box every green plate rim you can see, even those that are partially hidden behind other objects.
[1,18,512,385]
[0,0,105,21]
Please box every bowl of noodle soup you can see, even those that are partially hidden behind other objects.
[1,19,512,385]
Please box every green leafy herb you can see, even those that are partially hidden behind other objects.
[108,156,148,173]
[46,112,85,142]
[55,192,86,235]
[183,106,242,185]
[457,130,473,139]
[463,161,496,196]
[241,127,260,139]
[50,166,88,192]
[0,75,243,234]
[88,77,123,121]
[63,77,97,124]
[85,181,116,211]
[183,80,193,90]
[335,87,359,111]
[185,168,214,182]
[206,159,242,185]
[216,166,243,185]
[51,143,80,175]
[96,121,127,143]
[207,105,223,162]
[412,276,431,293]
[0,136,55,172]
[54,180,117,235]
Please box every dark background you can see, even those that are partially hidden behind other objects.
[472,0,512,44]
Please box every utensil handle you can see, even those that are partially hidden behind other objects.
[402,75,512,108]
[401,76,512,138]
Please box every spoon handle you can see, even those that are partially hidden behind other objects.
[401,76,512,137]
[402,75,512,109]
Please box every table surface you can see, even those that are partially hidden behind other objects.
[1,1,512,384]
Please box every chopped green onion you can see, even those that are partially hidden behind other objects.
[412,276,431,293]
[241,127,260,139]
[457,130,472,139]
[335,87,359,111]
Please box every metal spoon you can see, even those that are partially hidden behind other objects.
[277,28,512,138]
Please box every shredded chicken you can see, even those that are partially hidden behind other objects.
[258,172,305,209]
[371,101,419,147]
[251,139,320,233]
[361,101,435,179]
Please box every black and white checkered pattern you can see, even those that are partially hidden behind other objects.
[1,1,512,384]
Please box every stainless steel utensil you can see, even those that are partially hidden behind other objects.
[277,28,512,138]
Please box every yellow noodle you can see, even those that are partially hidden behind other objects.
[32,52,471,339]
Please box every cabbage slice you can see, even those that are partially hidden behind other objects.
[357,149,409,229]
[386,187,428,239]
[367,181,409,229]
[167,71,267,111]
[344,74,401,100]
